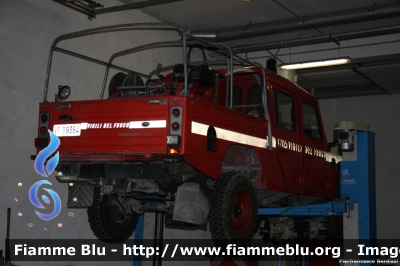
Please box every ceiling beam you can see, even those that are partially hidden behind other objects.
[229,26,400,54]
[52,0,96,19]
[52,0,183,19]
[192,2,400,41]
[96,0,183,15]
[351,67,391,96]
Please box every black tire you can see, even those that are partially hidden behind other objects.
[87,188,139,243]
[209,172,258,246]
[108,72,127,97]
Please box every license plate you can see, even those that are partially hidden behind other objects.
[53,124,81,136]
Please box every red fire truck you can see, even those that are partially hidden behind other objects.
[34,23,341,243]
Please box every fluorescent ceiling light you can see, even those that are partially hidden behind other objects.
[279,57,351,70]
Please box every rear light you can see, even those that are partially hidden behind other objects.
[35,138,47,149]
[169,148,179,154]
[168,106,182,150]
[171,108,180,117]
[37,112,49,150]
[40,114,48,122]
[39,126,47,135]
[171,122,180,130]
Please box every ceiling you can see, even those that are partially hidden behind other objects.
[58,0,400,99]
[119,0,400,44]
[296,54,400,98]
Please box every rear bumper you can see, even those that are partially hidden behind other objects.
[56,157,184,179]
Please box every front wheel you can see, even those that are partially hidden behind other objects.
[209,172,258,246]
[87,188,139,243]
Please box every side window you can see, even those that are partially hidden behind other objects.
[246,84,264,118]
[274,90,295,131]
[302,102,323,140]
[227,86,242,111]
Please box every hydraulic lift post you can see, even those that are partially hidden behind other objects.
[338,123,377,265]
[133,214,144,266]
[133,212,164,266]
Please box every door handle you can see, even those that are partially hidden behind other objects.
[307,155,314,159]
[279,148,288,153]
[59,114,73,121]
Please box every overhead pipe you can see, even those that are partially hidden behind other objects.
[229,26,400,54]
[97,0,183,15]
[191,2,400,42]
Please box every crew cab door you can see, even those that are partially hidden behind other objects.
[301,100,328,192]
[271,86,303,188]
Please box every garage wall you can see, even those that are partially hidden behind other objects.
[319,94,400,239]
[248,38,400,241]
[1,1,399,266]
[0,1,208,266]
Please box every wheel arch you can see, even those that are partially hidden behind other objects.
[221,145,261,184]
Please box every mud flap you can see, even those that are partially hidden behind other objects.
[68,184,94,208]
[172,182,212,226]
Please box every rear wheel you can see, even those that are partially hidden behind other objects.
[209,172,258,246]
[87,188,139,243]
